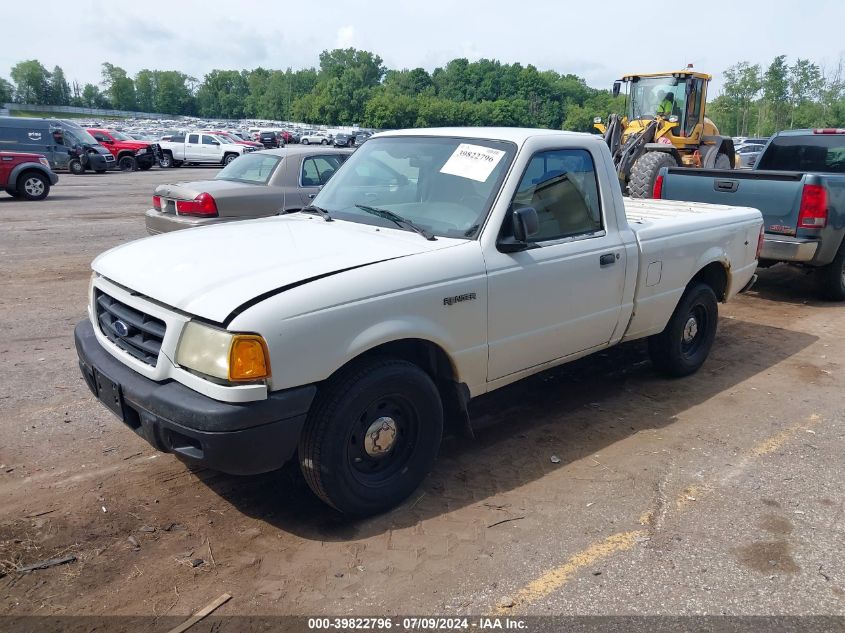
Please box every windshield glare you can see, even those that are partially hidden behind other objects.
[215,153,281,184]
[313,136,515,239]
[628,77,685,120]
[111,131,131,141]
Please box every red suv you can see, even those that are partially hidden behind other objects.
[86,128,161,171]
[1,151,59,200]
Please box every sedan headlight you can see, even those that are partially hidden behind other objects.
[176,321,270,382]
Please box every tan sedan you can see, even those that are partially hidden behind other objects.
[145,146,352,234]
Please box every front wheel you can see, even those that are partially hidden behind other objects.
[321,139,328,145]
[818,241,845,301]
[301,138,310,145]
[118,155,137,171]
[299,358,443,516]
[68,158,85,175]
[223,153,238,166]
[629,151,678,198]
[648,283,718,377]
[17,171,50,201]
[159,153,173,168]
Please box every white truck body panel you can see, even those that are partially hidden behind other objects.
[88,128,762,404]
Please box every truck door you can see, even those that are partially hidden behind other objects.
[201,134,220,162]
[185,134,201,161]
[485,148,627,382]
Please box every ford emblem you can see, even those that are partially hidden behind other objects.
[114,320,130,337]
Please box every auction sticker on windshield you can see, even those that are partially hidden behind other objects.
[440,143,506,182]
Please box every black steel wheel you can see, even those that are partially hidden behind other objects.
[299,358,443,516]
[648,283,718,377]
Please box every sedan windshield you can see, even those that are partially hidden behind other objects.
[215,153,281,184]
[313,136,515,239]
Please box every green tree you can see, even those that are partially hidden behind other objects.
[101,62,136,110]
[197,69,249,118]
[135,69,156,112]
[82,83,109,108]
[722,61,761,136]
[763,55,789,134]
[788,58,823,128]
[153,71,195,115]
[0,77,13,104]
[47,65,70,105]
[10,59,51,104]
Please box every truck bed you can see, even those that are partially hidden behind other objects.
[621,198,762,342]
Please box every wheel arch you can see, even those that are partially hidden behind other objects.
[324,337,471,438]
[9,163,50,191]
[689,259,729,301]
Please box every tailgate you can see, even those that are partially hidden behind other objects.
[660,167,805,234]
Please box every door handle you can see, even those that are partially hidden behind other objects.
[600,253,617,266]
[714,179,738,192]
[308,193,317,198]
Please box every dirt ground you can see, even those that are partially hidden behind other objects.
[0,168,843,622]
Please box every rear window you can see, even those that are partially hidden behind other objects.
[757,134,845,173]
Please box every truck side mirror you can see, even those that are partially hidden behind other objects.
[498,207,540,253]
[612,81,621,98]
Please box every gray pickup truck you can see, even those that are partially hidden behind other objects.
[656,129,845,299]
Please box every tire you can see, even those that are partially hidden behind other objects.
[299,358,443,516]
[68,158,85,175]
[302,138,310,145]
[321,139,328,145]
[6,187,21,198]
[629,151,678,198]
[118,155,137,171]
[16,171,50,201]
[159,153,173,168]
[714,153,732,170]
[648,283,718,377]
[818,241,845,301]
[223,153,238,166]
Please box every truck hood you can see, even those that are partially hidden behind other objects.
[116,141,151,150]
[92,215,461,324]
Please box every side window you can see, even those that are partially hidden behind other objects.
[91,132,109,143]
[171,134,185,143]
[301,156,343,186]
[187,134,199,144]
[510,149,603,241]
[202,135,216,145]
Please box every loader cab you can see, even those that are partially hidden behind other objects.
[620,72,708,141]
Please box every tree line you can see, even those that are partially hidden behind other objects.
[3,51,844,135]
[0,51,622,131]
[710,55,845,137]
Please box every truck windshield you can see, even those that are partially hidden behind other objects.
[313,136,516,239]
[111,131,132,141]
[756,134,845,173]
[62,127,99,147]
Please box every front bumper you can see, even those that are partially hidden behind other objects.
[75,319,316,475]
[760,235,819,263]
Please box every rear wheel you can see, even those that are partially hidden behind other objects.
[299,358,443,516]
[629,151,678,198]
[68,158,85,175]
[16,171,50,201]
[648,283,718,377]
[818,241,845,301]
[118,155,137,171]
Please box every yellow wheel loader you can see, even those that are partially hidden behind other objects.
[594,68,735,198]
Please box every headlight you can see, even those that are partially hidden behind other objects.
[176,321,270,382]
[135,148,148,156]
[39,157,50,168]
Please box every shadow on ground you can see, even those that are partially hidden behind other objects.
[190,317,817,540]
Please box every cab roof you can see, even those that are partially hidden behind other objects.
[620,71,712,81]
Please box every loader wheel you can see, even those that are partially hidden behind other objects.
[629,152,678,198]
[714,153,732,170]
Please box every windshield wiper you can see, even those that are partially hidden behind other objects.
[355,204,436,241]
[300,205,333,222]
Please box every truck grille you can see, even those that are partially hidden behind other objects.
[95,290,166,366]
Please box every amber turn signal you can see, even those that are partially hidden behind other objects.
[228,335,270,381]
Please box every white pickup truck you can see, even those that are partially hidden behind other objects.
[157,131,255,168]
[75,128,762,515]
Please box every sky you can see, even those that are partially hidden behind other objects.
[2,0,844,96]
